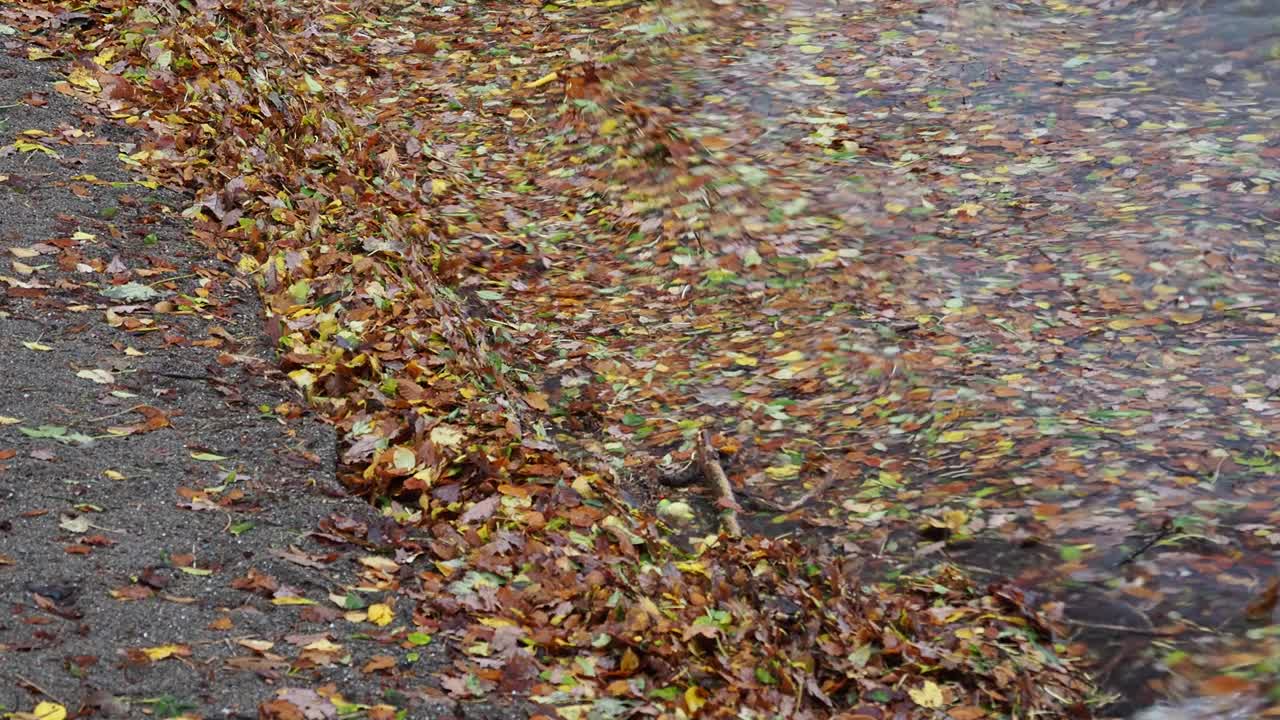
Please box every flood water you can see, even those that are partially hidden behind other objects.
[584,0,1280,713]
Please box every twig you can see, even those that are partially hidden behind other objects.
[696,430,742,538]
[745,468,835,513]
[146,370,215,382]
[13,674,62,704]
[1117,517,1173,566]
[146,272,199,287]
[89,403,148,422]
[1063,619,1181,637]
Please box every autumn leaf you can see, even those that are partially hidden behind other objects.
[31,702,67,720]
[367,603,394,626]
[908,680,945,709]
[142,644,190,661]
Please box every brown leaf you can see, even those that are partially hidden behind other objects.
[1198,674,1255,696]
[361,655,396,673]
[1244,577,1279,621]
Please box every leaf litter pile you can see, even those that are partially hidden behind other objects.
[7,0,1280,716]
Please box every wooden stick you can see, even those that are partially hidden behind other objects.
[1063,619,1183,637]
[745,468,835,513]
[697,430,742,538]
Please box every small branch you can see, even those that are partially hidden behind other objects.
[12,674,62,704]
[696,430,742,538]
[1116,517,1173,567]
[744,468,835,513]
[1063,619,1182,637]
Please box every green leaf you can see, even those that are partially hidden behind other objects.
[101,282,159,301]
[18,425,94,446]
[190,452,228,461]
[19,425,68,439]
[406,631,432,646]
[288,280,310,304]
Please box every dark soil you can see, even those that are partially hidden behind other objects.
[0,47,514,720]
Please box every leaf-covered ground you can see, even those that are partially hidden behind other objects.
[3,0,1277,716]
[0,44,528,720]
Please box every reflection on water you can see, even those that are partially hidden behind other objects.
[653,0,1279,714]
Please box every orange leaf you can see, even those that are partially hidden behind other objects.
[1198,674,1254,696]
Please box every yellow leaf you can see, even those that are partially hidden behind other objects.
[391,446,417,472]
[908,680,945,709]
[67,66,101,92]
[942,509,968,532]
[884,201,907,214]
[23,342,53,351]
[800,73,837,87]
[303,638,342,652]
[1107,318,1136,331]
[676,560,710,577]
[288,368,316,389]
[732,354,757,367]
[764,464,800,479]
[525,71,559,90]
[798,44,824,54]
[104,470,126,480]
[142,644,186,661]
[431,178,449,194]
[599,118,619,135]
[1238,134,1267,143]
[773,350,805,363]
[938,430,969,443]
[367,603,394,626]
[360,555,399,572]
[0,416,20,425]
[32,702,67,720]
[685,685,707,714]
[272,596,316,606]
[1169,311,1202,325]
[430,424,465,449]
